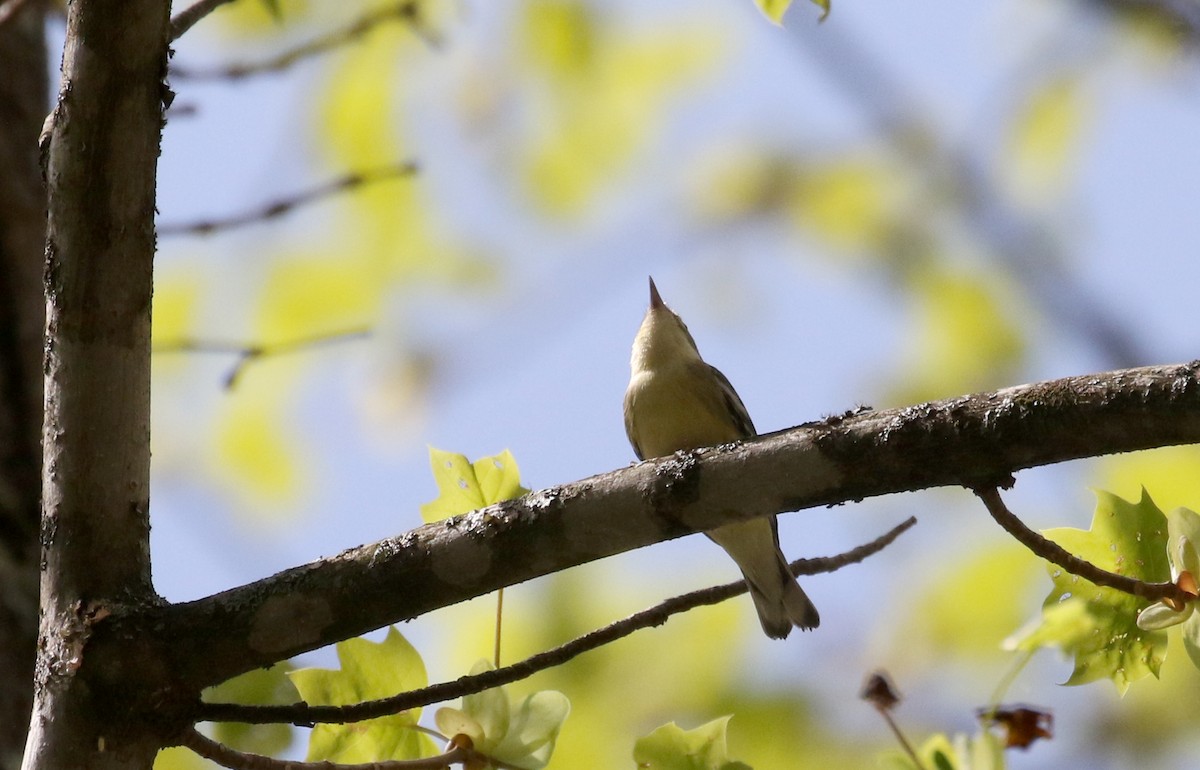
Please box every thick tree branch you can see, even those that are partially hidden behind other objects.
[157,362,1200,694]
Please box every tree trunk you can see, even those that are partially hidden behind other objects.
[0,4,48,768]
[22,1,169,768]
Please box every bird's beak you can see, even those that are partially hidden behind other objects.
[648,276,664,310]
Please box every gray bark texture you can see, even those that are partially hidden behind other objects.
[161,362,1200,695]
[22,1,170,769]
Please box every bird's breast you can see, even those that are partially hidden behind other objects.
[625,368,742,458]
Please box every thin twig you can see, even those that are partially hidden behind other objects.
[861,671,925,770]
[194,517,916,726]
[158,163,418,238]
[170,0,239,41]
[171,1,438,81]
[880,710,925,770]
[181,727,485,770]
[493,588,504,669]
[973,486,1188,604]
[154,327,372,389]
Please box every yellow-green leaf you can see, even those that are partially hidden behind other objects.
[633,717,753,770]
[288,628,436,762]
[419,448,529,523]
[203,663,298,757]
[435,659,569,770]
[1009,489,1170,693]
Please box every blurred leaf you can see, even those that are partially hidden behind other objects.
[1009,489,1169,693]
[209,0,311,36]
[259,0,283,22]
[151,267,204,379]
[689,149,793,222]
[257,255,380,344]
[419,447,530,523]
[633,717,752,770]
[1006,75,1087,200]
[753,0,792,25]
[152,268,202,346]
[893,267,1024,402]
[204,663,298,756]
[319,25,490,284]
[522,0,597,77]
[901,542,1038,660]
[518,5,725,216]
[788,157,907,256]
[213,370,305,506]
[288,628,436,762]
[753,0,828,24]
[1095,446,1200,514]
[435,659,569,769]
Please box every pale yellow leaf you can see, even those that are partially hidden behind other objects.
[518,13,725,216]
[212,369,306,507]
[1007,76,1087,200]
[892,267,1024,402]
[788,156,908,258]
[256,255,380,343]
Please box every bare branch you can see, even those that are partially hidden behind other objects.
[180,728,479,770]
[153,327,372,388]
[170,0,239,41]
[861,672,927,770]
[170,1,438,81]
[194,517,916,726]
[974,486,1189,604]
[158,163,418,237]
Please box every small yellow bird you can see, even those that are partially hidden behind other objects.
[623,277,819,638]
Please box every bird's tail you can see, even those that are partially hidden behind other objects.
[746,567,820,639]
[707,519,820,639]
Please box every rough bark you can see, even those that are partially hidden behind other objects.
[0,4,48,768]
[21,1,170,769]
[154,362,1200,696]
